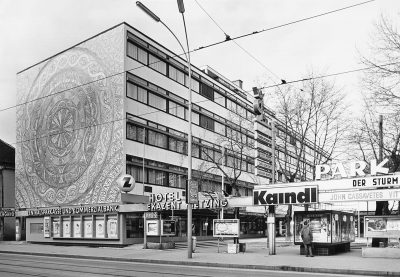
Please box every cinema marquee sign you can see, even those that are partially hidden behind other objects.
[253,186,318,206]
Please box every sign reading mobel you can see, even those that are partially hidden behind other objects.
[253,186,318,206]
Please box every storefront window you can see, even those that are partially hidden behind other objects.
[95,215,105,238]
[53,218,60,238]
[107,215,118,239]
[62,217,71,238]
[126,215,143,238]
[83,216,93,238]
[72,216,81,238]
[30,223,43,234]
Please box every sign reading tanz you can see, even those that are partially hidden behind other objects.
[253,186,318,205]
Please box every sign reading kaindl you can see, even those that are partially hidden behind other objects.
[253,186,318,205]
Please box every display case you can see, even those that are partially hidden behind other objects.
[294,210,355,245]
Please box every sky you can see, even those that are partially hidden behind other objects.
[0,0,399,147]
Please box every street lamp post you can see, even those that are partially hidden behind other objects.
[136,0,194,258]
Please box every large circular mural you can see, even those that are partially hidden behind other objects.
[17,47,121,206]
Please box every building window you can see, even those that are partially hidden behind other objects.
[169,101,185,119]
[192,143,200,158]
[148,168,167,186]
[199,114,214,131]
[214,121,225,135]
[148,130,168,148]
[127,42,148,64]
[169,173,186,188]
[127,123,145,142]
[214,91,225,106]
[148,93,167,111]
[149,54,167,75]
[192,112,200,125]
[30,223,43,234]
[168,65,186,85]
[127,83,147,104]
[200,83,214,101]
[191,78,200,93]
[169,137,187,154]
[127,164,144,183]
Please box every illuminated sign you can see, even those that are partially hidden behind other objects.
[147,192,228,211]
[0,208,15,217]
[319,188,400,202]
[27,205,119,217]
[315,159,389,180]
[253,186,318,205]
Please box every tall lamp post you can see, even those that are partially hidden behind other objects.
[136,0,194,258]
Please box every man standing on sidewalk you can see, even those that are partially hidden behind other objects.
[300,220,313,257]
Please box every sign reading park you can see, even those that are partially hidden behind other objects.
[253,185,318,206]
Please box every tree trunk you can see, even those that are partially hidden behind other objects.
[285,204,292,238]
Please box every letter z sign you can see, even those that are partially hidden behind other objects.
[253,186,318,206]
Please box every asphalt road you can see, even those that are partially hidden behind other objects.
[0,253,375,277]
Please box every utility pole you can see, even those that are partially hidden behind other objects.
[379,115,383,163]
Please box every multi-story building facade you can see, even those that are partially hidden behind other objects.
[16,23,272,245]
[15,22,330,244]
[0,139,15,240]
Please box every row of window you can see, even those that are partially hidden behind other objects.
[127,35,254,121]
[126,155,253,196]
[126,115,255,174]
[126,74,255,147]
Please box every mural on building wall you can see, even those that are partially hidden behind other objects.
[16,26,125,208]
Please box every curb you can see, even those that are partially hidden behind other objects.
[0,250,398,276]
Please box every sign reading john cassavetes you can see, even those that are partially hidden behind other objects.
[253,186,318,205]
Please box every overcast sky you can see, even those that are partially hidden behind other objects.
[0,0,399,146]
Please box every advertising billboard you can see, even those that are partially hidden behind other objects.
[213,219,240,238]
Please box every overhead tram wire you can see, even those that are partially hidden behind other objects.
[191,0,376,53]
[249,62,400,92]
[0,0,376,114]
[7,61,399,147]
[193,0,280,84]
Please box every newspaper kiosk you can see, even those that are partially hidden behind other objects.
[294,210,355,255]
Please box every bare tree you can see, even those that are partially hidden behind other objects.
[195,108,258,243]
[267,71,348,237]
[352,14,400,246]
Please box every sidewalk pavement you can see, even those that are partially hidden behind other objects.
[0,237,398,276]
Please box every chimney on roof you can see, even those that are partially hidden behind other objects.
[233,80,243,89]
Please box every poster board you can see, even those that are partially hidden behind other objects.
[84,217,93,238]
[365,216,400,238]
[43,217,50,238]
[53,218,60,238]
[146,220,160,236]
[161,220,176,236]
[107,217,118,239]
[213,219,240,238]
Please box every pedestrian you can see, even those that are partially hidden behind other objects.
[300,220,313,257]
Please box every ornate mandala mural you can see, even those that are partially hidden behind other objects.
[16,26,124,208]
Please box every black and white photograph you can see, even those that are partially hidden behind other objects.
[1,0,400,276]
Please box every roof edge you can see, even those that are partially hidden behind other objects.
[17,22,127,75]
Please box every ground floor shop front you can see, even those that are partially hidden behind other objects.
[18,203,266,246]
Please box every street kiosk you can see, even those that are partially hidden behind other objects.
[294,210,355,255]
